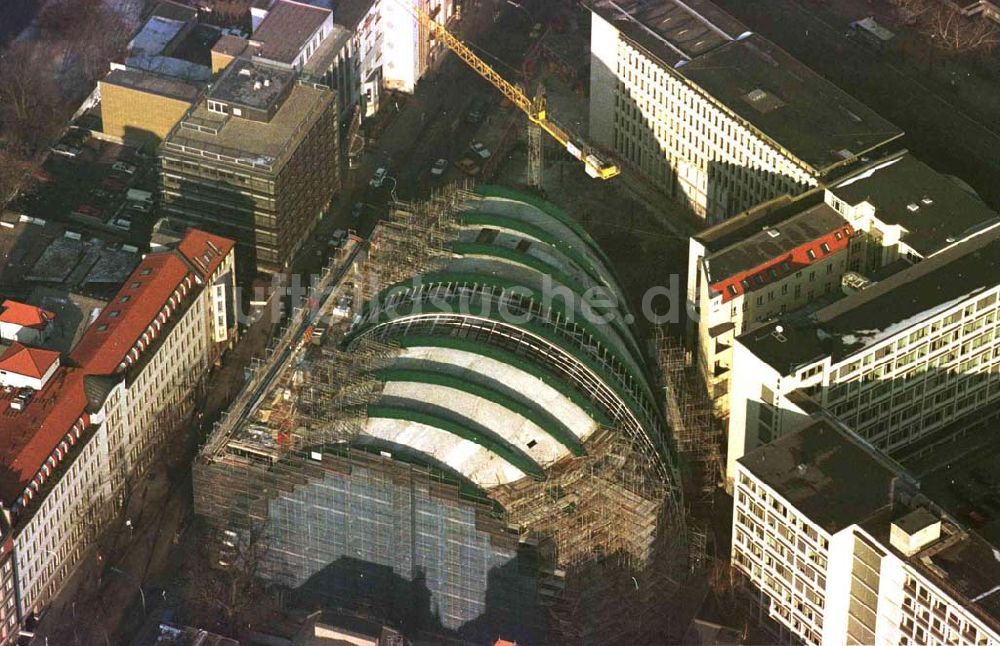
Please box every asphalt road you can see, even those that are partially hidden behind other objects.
[711,0,1000,209]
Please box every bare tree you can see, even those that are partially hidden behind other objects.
[184,522,279,637]
[923,4,1000,53]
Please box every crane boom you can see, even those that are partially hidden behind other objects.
[408,3,620,180]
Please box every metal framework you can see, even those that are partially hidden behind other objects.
[194,190,692,643]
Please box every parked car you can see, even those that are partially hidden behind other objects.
[128,202,152,214]
[329,229,347,250]
[112,217,132,231]
[370,167,388,188]
[72,204,104,219]
[50,144,80,158]
[430,158,448,176]
[469,142,491,159]
[112,161,137,176]
[351,202,363,220]
[466,99,485,124]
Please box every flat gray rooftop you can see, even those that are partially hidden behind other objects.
[704,201,847,284]
[679,34,903,173]
[166,74,333,171]
[739,418,898,534]
[830,153,998,256]
[103,68,202,103]
[740,225,1000,374]
[252,0,330,64]
[587,0,746,66]
[209,58,296,111]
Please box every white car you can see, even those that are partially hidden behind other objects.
[50,144,80,158]
[469,142,491,159]
[112,161,137,175]
[430,158,448,176]
[112,218,132,231]
[370,167,388,188]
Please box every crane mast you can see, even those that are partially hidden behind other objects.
[407,2,620,181]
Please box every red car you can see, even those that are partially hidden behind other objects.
[73,204,104,219]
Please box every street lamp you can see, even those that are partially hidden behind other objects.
[108,566,146,615]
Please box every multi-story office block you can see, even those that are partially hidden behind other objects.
[229,0,458,122]
[587,0,902,222]
[0,230,236,642]
[688,190,854,415]
[825,151,1000,272]
[160,58,339,274]
[691,151,999,420]
[732,419,1000,645]
[726,222,1000,479]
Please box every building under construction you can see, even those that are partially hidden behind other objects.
[194,185,688,644]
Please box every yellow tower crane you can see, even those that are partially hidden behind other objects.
[405,2,620,184]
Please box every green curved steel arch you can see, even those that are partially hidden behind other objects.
[474,185,617,271]
[447,240,644,363]
[457,212,613,296]
[395,334,613,429]
[355,271,651,402]
[366,404,547,481]
[348,297,662,453]
[376,367,586,457]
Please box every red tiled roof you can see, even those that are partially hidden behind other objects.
[0,367,88,504]
[0,300,54,329]
[0,229,235,509]
[0,343,60,379]
[176,229,236,279]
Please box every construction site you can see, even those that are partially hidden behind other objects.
[193,184,702,644]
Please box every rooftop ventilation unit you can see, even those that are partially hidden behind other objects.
[764,227,780,238]
[906,203,920,212]
[921,196,934,205]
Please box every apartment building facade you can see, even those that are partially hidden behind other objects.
[726,224,1000,480]
[690,150,1000,421]
[732,420,1000,646]
[0,230,236,641]
[234,0,459,121]
[688,192,855,415]
[587,0,901,223]
[160,58,339,274]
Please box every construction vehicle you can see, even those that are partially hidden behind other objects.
[402,1,619,185]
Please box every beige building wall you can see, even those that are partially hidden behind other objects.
[589,12,816,223]
[100,82,193,149]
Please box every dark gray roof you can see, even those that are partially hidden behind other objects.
[586,0,746,67]
[212,34,248,57]
[739,418,898,534]
[208,58,295,110]
[894,507,938,534]
[830,153,998,256]
[694,192,812,253]
[151,0,197,23]
[103,68,202,102]
[83,373,123,414]
[704,201,847,283]
[678,34,903,173]
[739,225,1000,373]
[252,0,329,64]
[333,0,375,30]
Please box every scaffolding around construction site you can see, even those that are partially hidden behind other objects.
[194,187,693,644]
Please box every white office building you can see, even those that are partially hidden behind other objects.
[733,419,1000,646]
[587,0,902,222]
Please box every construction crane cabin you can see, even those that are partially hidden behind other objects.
[402,0,620,185]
